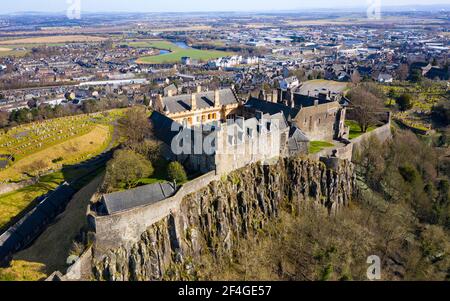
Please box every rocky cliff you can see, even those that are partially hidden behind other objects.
[92,157,355,281]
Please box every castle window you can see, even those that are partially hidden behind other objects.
[247,128,253,138]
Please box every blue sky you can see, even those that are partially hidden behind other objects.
[2,0,449,13]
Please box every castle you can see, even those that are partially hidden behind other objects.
[150,84,348,175]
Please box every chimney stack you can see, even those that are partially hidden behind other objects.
[191,93,197,111]
[214,89,220,107]
[167,89,173,97]
[156,94,163,112]
[196,85,202,93]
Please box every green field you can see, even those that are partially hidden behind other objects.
[134,40,232,64]
[309,141,334,154]
[345,120,377,140]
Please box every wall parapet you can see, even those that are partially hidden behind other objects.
[90,171,220,254]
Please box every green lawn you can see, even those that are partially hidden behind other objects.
[345,120,376,140]
[135,40,232,64]
[309,141,334,154]
[0,172,64,229]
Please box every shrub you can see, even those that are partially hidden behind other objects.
[397,94,413,111]
[399,164,418,183]
[167,161,187,183]
[102,149,154,191]
[51,157,64,164]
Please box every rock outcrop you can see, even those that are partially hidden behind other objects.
[92,156,355,281]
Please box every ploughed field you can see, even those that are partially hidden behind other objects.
[133,40,232,64]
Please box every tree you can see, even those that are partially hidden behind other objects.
[0,111,9,128]
[387,88,397,106]
[103,149,154,191]
[347,87,385,133]
[410,69,422,83]
[143,95,150,106]
[167,161,187,183]
[118,106,152,148]
[397,94,413,111]
[397,64,409,81]
[351,70,361,85]
[432,101,450,126]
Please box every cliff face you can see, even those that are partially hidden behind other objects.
[92,157,355,281]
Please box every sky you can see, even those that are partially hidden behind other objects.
[1,0,450,13]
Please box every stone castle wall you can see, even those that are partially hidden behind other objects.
[91,157,356,281]
[89,171,220,254]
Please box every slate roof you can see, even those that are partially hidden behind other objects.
[102,182,176,215]
[293,94,332,107]
[161,88,238,114]
[245,97,300,121]
[288,125,310,154]
[150,111,183,146]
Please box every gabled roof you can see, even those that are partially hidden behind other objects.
[161,88,238,114]
[288,125,309,153]
[102,182,176,215]
[150,111,183,146]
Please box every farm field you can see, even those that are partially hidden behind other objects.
[135,40,232,64]
[0,35,107,45]
[0,48,29,58]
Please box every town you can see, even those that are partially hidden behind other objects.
[0,2,449,285]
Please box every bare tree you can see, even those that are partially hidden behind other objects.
[347,87,385,133]
[351,70,361,85]
[118,106,152,148]
[397,64,409,81]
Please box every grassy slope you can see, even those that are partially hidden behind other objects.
[0,124,111,182]
[0,260,47,281]
[0,172,64,228]
[0,110,124,229]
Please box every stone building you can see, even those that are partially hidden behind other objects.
[153,86,241,127]
[246,87,347,141]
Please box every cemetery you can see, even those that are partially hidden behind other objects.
[0,110,123,182]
